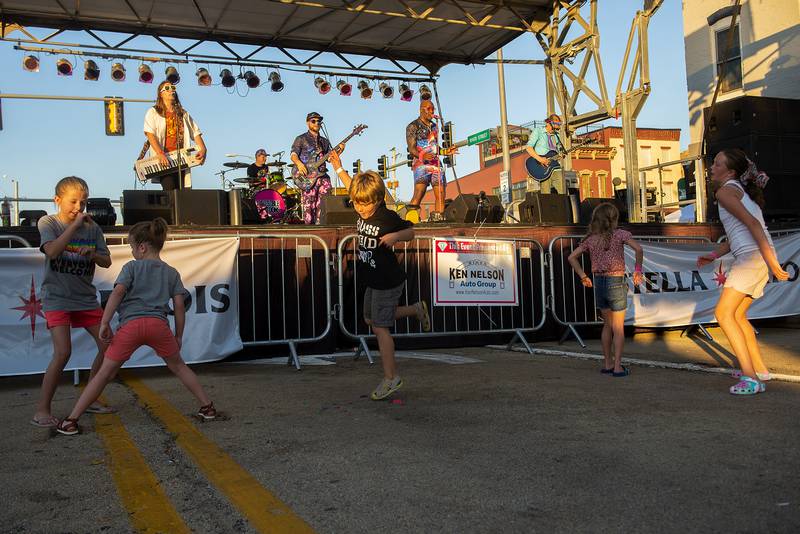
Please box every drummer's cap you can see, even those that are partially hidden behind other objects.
[306,111,323,121]
[255,148,267,157]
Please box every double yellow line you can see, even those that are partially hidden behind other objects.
[93,374,315,533]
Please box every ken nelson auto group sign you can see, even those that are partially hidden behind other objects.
[433,238,518,306]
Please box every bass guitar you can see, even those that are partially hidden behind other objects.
[293,124,367,191]
[524,136,596,182]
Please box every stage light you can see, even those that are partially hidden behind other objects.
[243,70,260,89]
[83,60,100,81]
[399,83,414,102]
[138,64,154,83]
[419,84,432,100]
[196,67,212,86]
[357,80,373,99]
[165,66,180,84]
[268,71,284,92]
[22,55,39,72]
[56,58,73,76]
[336,80,352,96]
[379,82,394,99]
[314,77,331,95]
[220,69,236,88]
[110,63,126,82]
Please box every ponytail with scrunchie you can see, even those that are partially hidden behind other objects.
[740,158,770,189]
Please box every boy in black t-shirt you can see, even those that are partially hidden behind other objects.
[329,152,431,400]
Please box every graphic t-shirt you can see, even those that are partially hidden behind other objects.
[291,132,332,175]
[114,259,186,326]
[579,229,633,274]
[38,214,109,312]
[247,163,270,181]
[164,111,179,152]
[356,204,413,289]
[405,118,440,169]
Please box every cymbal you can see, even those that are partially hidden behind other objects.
[233,177,261,184]
[267,161,287,167]
[224,161,249,169]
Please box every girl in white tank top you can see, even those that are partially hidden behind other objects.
[696,149,788,395]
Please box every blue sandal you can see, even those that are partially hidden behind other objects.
[730,376,765,395]
[612,366,629,378]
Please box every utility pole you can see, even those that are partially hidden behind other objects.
[497,48,513,203]
[390,146,398,187]
[13,179,19,226]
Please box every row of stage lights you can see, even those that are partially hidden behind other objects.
[21,55,433,100]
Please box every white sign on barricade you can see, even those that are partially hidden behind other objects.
[624,233,800,327]
[433,237,518,306]
[0,237,242,376]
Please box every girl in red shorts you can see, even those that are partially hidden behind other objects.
[56,218,216,435]
[32,176,113,428]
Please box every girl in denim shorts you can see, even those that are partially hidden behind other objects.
[568,203,643,377]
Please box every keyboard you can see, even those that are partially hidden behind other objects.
[134,147,202,183]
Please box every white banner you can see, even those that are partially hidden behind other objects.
[624,233,800,327]
[0,237,242,376]
[433,237,518,306]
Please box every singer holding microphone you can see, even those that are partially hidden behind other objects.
[404,100,456,222]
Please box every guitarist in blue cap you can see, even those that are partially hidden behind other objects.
[291,111,340,224]
[524,113,565,192]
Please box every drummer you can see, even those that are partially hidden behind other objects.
[246,148,270,184]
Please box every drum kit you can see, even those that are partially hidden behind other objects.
[220,155,302,223]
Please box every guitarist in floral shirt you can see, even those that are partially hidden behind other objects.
[290,112,339,224]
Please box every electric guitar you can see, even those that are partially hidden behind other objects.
[293,124,367,191]
[524,137,596,182]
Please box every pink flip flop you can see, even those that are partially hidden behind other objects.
[30,415,60,428]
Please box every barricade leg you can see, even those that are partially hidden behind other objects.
[559,325,586,348]
[681,324,715,341]
[73,369,80,386]
[353,337,374,364]
[507,329,533,354]
[286,342,301,370]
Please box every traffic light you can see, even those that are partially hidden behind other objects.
[406,151,413,167]
[377,155,388,178]
[104,97,124,136]
[352,159,361,175]
[441,121,453,149]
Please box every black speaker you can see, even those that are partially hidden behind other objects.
[522,192,572,224]
[578,198,626,225]
[122,190,173,225]
[174,189,229,225]
[86,198,117,226]
[19,210,47,227]
[444,193,503,223]
[319,195,358,225]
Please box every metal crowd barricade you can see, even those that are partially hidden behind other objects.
[548,234,713,347]
[717,228,800,242]
[105,233,332,369]
[0,235,33,247]
[336,235,547,361]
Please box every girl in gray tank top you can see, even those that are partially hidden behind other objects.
[696,149,788,395]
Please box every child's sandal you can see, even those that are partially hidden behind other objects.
[197,403,217,420]
[729,377,765,395]
[56,418,80,436]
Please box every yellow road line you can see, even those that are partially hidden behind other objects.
[92,395,191,534]
[120,372,316,534]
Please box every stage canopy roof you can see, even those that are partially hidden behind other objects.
[0,1,552,73]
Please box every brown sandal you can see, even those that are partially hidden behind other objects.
[197,403,217,420]
[56,418,80,436]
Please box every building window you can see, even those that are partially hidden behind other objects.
[660,147,671,164]
[596,171,609,197]
[640,146,652,167]
[715,24,742,92]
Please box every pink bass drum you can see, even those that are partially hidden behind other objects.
[253,188,286,221]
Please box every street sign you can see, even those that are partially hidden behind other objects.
[499,170,511,205]
[467,129,491,146]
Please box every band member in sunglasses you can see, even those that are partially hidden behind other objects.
[290,112,342,224]
[524,113,564,192]
[141,80,207,190]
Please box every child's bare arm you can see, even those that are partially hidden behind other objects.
[567,245,591,286]
[92,253,112,268]
[173,292,186,345]
[99,284,126,341]
[380,227,414,247]
[626,238,644,285]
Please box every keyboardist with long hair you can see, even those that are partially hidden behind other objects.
[140,80,207,190]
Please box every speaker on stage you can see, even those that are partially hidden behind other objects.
[522,192,572,224]
[444,193,503,223]
[122,190,173,225]
[578,197,625,225]
[320,195,358,225]
[173,189,228,225]
[86,198,117,226]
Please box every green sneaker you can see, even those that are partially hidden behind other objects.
[370,376,403,400]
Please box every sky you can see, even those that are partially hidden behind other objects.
[0,1,690,214]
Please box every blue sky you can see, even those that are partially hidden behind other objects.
[0,1,689,210]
